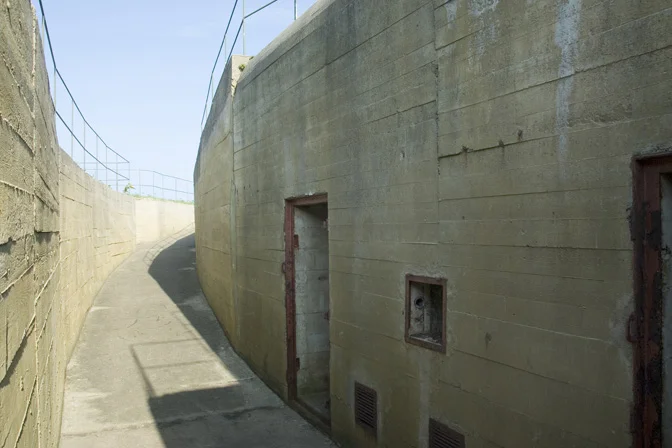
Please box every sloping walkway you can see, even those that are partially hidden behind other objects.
[59,229,334,448]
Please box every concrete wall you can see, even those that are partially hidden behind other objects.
[59,153,135,358]
[194,53,250,360]
[194,0,672,447]
[0,0,136,441]
[135,197,194,244]
[1,3,60,446]
[0,2,184,447]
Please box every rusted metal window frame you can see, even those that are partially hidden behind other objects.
[404,274,447,354]
[632,154,669,448]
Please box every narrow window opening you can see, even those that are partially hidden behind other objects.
[405,275,446,353]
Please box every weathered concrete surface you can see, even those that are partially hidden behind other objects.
[135,198,194,244]
[194,53,251,363]
[1,2,194,446]
[1,2,62,446]
[59,229,335,448]
[195,0,672,446]
[1,2,134,447]
[60,151,136,362]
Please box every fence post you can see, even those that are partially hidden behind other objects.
[53,68,57,108]
[83,122,86,174]
[115,153,119,192]
[242,0,246,55]
[70,99,74,157]
[294,0,297,20]
[209,77,213,107]
[95,137,99,181]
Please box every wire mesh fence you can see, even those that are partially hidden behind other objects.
[35,0,193,202]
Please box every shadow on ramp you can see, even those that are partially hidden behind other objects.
[145,231,236,358]
[136,231,334,448]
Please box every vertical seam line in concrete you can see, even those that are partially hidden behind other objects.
[3,301,7,383]
[30,18,40,448]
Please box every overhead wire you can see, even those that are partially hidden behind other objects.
[37,0,130,168]
[200,0,285,129]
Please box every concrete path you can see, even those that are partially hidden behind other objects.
[59,229,335,448]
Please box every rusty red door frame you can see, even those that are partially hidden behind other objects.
[632,154,670,448]
[284,193,328,403]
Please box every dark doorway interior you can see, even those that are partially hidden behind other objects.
[285,195,331,425]
[633,154,671,448]
[661,174,671,447]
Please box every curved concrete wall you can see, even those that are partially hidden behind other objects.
[194,0,672,447]
[59,153,136,358]
[135,198,195,244]
[1,3,192,447]
[0,1,137,442]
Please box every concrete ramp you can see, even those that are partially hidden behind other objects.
[59,230,334,447]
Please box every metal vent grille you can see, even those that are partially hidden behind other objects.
[429,419,465,448]
[354,382,377,436]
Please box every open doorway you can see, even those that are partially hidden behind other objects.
[662,174,672,448]
[633,154,671,448]
[285,194,330,426]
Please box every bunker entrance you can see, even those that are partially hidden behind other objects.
[285,195,331,425]
[633,155,672,447]
[662,174,672,447]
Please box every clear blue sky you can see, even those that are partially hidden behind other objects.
[43,0,316,183]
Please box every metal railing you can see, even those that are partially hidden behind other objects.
[129,170,194,202]
[35,0,193,202]
[37,0,131,193]
[201,0,299,130]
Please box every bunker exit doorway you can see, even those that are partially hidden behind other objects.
[633,154,672,448]
[284,194,331,427]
